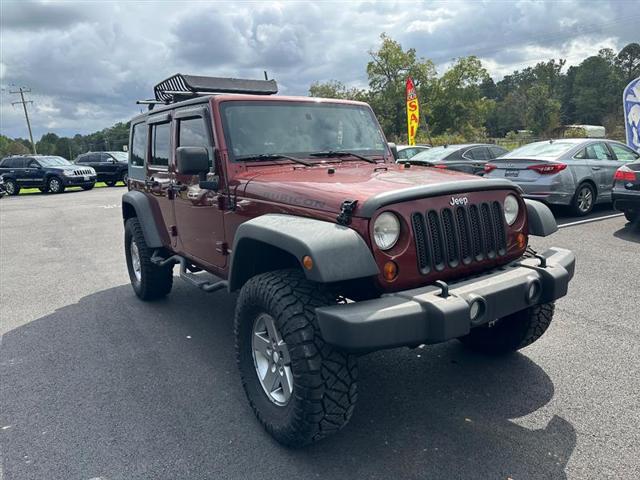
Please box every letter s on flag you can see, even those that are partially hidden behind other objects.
[406,77,420,146]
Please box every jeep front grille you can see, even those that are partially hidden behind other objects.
[411,201,507,274]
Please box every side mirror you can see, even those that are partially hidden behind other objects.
[176,146,209,175]
[388,142,398,161]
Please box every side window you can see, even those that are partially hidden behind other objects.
[13,158,26,168]
[610,143,640,162]
[465,147,489,160]
[99,153,110,162]
[150,123,171,168]
[490,146,507,158]
[574,148,586,159]
[130,123,147,167]
[178,117,210,149]
[586,143,613,160]
[27,160,39,168]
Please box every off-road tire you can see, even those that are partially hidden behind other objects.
[124,217,173,300]
[459,303,555,355]
[4,179,20,196]
[571,183,595,216]
[624,210,639,223]
[48,176,65,194]
[235,269,358,447]
[82,183,95,191]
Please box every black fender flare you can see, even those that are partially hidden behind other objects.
[525,199,558,237]
[228,214,379,291]
[121,190,167,248]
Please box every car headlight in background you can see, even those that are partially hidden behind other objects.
[63,170,75,176]
[504,194,519,225]
[373,212,400,250]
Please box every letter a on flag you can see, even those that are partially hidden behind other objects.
[406,77,420,146]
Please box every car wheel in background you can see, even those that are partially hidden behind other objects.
[121,172,129,185]
[38,186,49,193]
[105,180,117,187]
[571,183,595,216]
[82,183,95,191]
[4,179,20,196]
[47,176,65,194]
[624,210,639,223]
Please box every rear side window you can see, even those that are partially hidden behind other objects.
[465,147,489,160]
[586,143,612,161]
[610,143,640,161]
[130,123,147,167]
[150,123,171,168]
[490,146,507,158]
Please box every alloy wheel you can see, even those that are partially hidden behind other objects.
[577,186,593,213]
[251,312,293,406]
[130,241,142,282]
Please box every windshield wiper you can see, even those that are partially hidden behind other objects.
[309,150,378,164]
[236,153,312,166]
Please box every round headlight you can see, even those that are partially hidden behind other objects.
[373,212,400,250]
[504,194,519,225]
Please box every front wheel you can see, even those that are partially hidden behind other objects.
[235,269,358,447]
[82,183,95,191]
[458,303,555,355]
[105,180,117,187]
[121,171,129,185]
[624,210,639,223]
[47,176,65,194]
[124,217,173,300]
[4,179,20,196]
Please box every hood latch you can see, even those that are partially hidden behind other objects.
[337,199,358,226]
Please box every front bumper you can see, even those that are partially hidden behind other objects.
[316,247,575,351]
[63,175,96,186]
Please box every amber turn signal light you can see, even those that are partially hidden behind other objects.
[383,261,398,281]
[302,255,314,270]
[516,232,526,249]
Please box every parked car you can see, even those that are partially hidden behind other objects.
[121,73,575,447]
[0,175,6,197]
[400,143,508,175]
[396,144,430,160]
[612,159,640,223]
[484,139,640,216]
[75,151,128,186]
[0,155,96,195]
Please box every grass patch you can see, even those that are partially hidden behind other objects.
[18,182,123,195]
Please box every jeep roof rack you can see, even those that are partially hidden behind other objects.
[151,73,278,103]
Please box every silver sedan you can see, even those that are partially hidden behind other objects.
[484,138,640,215]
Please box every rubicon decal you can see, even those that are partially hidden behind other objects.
[450,196,469,206]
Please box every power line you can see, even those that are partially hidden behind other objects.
[9,86,37,154]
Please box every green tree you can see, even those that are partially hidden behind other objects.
[309,80,367,101]
[525,84,561,135]
[616,42,640,83]
[366,33,436,140]
[572,55,621,125]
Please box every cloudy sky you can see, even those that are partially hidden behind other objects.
[1,0,638,139]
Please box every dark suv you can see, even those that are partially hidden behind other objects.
[122,74,575,447]
[75,151,129,186]
[0,155,96,195]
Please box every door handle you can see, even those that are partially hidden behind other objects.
[591,166,602,171]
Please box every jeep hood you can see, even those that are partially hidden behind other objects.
[240,163,505,216]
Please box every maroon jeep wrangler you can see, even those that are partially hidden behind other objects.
[122,74,575,447]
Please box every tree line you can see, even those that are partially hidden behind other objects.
[1,34,638,158]
[310,34,640,144]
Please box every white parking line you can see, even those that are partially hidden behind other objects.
[558,213,624,228]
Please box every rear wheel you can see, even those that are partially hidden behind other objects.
[235,269,358,447]
[38,186,49,193]
[124,217,173,300]
[624,210,639,223]
[47,176,65,194]
[121,171,129,185]
[4,179,20,196]
[459,303,555,355]
[571,183,595,216]
[105,180,117,187]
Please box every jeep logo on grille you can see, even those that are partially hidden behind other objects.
[450,196,469,206]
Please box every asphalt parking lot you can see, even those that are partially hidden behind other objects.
[1,188,638,480]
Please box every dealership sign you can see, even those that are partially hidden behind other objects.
[623,77,640,152]
[406,77,420,146]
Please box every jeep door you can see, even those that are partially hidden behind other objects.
[100,153,120,179]
[146,114,175,241]
[172,108,227,269]
[26,159,45,187]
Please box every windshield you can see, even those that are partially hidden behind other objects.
[37,156,71,166]
[220,101,386,161]
[409,146,460,162]
[109,151,128,161]
[502,141,576,159]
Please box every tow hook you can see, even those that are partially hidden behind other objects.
[337,199,358,225]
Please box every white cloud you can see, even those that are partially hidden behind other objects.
[0,0,637,138]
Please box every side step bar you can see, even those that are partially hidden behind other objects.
[151,251,228,293]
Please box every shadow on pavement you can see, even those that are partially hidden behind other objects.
[613,221,640,243]
[1,284,576,480]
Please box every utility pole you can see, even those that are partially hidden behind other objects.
[10,87,37,154]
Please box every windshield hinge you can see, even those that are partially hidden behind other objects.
[337,199,358,226]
